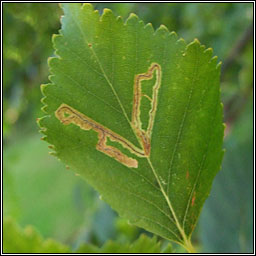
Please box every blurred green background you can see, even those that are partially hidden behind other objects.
[3,3,253,253]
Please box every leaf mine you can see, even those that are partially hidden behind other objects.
[55,63,161,168]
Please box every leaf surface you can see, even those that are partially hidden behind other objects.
[39,3,224,250]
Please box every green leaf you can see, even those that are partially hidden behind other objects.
[3,133,98,241]
[4,217,172,253]
[76,234,172,253]
[3,217,70,253]
[38,3,224,251]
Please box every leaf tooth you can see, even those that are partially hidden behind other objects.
[48,143,59,157]
[37,115,49,126]
[40,85,53,114]
[37,117,45,128]
[48,57,62,74]
[40,83,53,98]
[49,151,58,157]
[200,44,206,51]
[52,33,62,43]
[169,31,178,38]
[204,47,213,56]
[52,33,64,53]
[169,32,186,50]
[176,37,186,47]
[138,19,145,27]
[39,129,47,136]
[216,60,222,71]
[155,24,169,38]
[193,38,201,45]
[40,84,47,96]
[81,3,94,12]
[210,55,218,66]
[158,24,169,33]
[116,15,124,24]
[59,14,65,27]
[185,38,199,52]
[125,13,139,25]
[101,8,114,21]
[40,135,47,141]
[144,22,154,34]
[41,101,47,113]
[203,47,222,70]
[48,145,55,150]
[186,39,216,61]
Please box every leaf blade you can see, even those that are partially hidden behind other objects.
[39,3,224,250]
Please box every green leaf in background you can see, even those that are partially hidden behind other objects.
[3,133,99,242]
[38,3,224,252]
[3,217,69,253]
[4,217,172,253]
[76,234,172,253]
[200,101,253,253]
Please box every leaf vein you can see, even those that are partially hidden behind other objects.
[182,95,220,230]
[60,43,104,77]
[70,12,131,126]
[112,184,177,228]
[54,69,124,115]
[139,216,183,242]
[166,49,199,196]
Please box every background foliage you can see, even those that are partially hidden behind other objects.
[3,3,253,253]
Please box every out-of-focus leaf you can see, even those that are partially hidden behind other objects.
[200,100,253,253]
[3,217,70,253]
[4,218,172,253]
[3,133,97,242]
[76,234,172,253]
[39,3,224,251]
